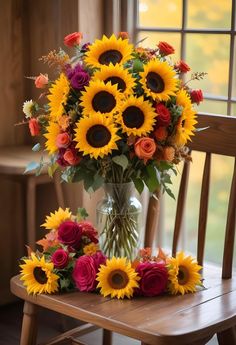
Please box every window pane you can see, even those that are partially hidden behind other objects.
[138,0,182,28]
[197,100,228,115]
[137,32,181,59]
[232,103,236,116]
[186,34,230,97]
[187,0,232,29]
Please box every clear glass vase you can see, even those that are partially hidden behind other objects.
[96,182,142,260]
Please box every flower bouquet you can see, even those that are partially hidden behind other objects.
[20,207,203,299]
[22,32,204,259]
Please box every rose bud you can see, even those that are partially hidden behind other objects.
[35,74,48,88]
[56,132,71,148]
[52,248,69,269]
[155,103,171,127]
[175,60,190,73]
[157,41,175,56]
[118,32,129,40]
[134,137,156,163]
[29,118,40,136]
[64,32,83,47]
[63,148,81,166]
[190,89,204,105]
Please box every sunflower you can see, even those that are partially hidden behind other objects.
[97,257,140,299]
[173,89,197,147]
[92,63,135,96]
[167,251,202,295]
[85,34,133,68]
[140,59,178,101]
[20,253,59,295]
[80,80,121,118]
[74,113,119,159]
[47,73,70,120]
[116,96,156,136]
[41,207,72,230]
[44,121,61,154]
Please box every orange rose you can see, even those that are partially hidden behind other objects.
[63,148,81,166]
[28,118,40,136]
[35,74,48,88]
[64,32,83,47]
[56,133,70,148]
[163,146,175,162]
[134,137,156,163]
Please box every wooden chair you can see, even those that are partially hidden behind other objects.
[10,114,236,345]
[0,145,65,248]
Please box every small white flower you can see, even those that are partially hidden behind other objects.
[23,100,34,118]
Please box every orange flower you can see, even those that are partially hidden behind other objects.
[56,132,70,148]
[118,31,129,40]
[58,115,70,131]
[163,146,175,162]
[37,230,59,251]
[64,32,83,47]
[157,41,175,55]
[154,126,168,141]
[35,73,48,88]
[134,137,156,163]
[29,118,40,136]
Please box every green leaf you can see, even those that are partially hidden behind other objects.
[144,164,160,193]
[132,177,144,194]
[164,186,176,200]
[24,161,40,174]
[91,173,104,192]
[60,278,71,290]
[32,143,41,152]
[83,174,95,192]
[133,59,144,72]
[48,163,58,178]
[76,207,89,221]
[112,155,129,171]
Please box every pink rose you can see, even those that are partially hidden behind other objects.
[135,262,168,297]
[64,32,83,47]
[29,118,40,136]
[155,103,171,127]
[175,60,190,73]
[52,248,69,269]
[35,74,48,88]
[92,251,107,270]
[58,221,82,249]
[72,255,97,291]
[157,41,175,56]
[63,148,81,166]
[56,132,71,148]
[134,137,156,163]
[190,89,203,105]
[81,221,99,244]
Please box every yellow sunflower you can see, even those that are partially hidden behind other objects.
[44,121,61,154]
[173,89,197,147]
[74,113,119,159]
[20,253,59,295]
[41,207,72,230]
[167,251,202,295]
[116,96,156,136]
[85,34,133,68]
[80,80,121,118]
[140,59,178,101]
[47,73,70,120]
[92,63,135,96]
[97,257,140,299]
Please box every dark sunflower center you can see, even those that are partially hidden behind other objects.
[86,124,111,148]
[98,50,122,65]
[181,119,186,127]
[177,265,189,285]
[146,72,165,93]
[122,106,145,129]
[92,91,116,113]
[108,269,129,289]
[33,267,48,284]
[104,76,126,92]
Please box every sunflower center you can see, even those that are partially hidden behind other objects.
[92,91,116,113]
[108,269,129,289]
[122,106,145,129]
[99,50,122,65]
[146,72,165,93]
[86,124,111,148]
[104,77,126,92]
[177,265,190,285]
[33,267,48,284]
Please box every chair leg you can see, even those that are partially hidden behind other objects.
[26,176,36,249]
[102,329,112,345]
[20,301,37,345]
[217,326,236,345]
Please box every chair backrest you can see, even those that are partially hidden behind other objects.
[145,113,236,279]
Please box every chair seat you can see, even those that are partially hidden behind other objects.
[10,265,236,345]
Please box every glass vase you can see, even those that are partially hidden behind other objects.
[96,182,142,260]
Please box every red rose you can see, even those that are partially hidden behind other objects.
[175,60,190,73]
[92,251,107,270]
[190,89,203,105]
[81,221,99,244]
[157,41,175,56]
[56,133,71,148]
[29,118,40,136]
[135,262,168,297]
[72,255,97,291]
[52,248,69,269]
[64,32,83,47]
[155,103,171,127]
[58,221,82,249]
